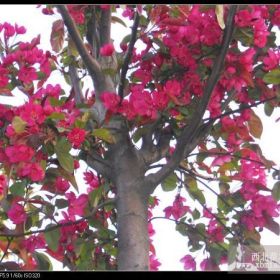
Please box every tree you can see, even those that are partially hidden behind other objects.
[0,4,279,271]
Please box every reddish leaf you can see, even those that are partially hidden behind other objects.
[248,110,263,139]
[50,19,65,53]
[264,215,280,235]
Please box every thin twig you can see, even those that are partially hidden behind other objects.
[118,11,140,102]
[204,96,277,122]
[0,199,116,238]
[0,237,13,263]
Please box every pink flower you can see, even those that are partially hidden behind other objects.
[67,5,85,25]
[203,207,214,219]
[19,162,45,182]
[67,127,86,149]
[55,177,70,193]
[0,175,7,199]
[0,67,9,88]
[5,144,34,163]
[164,195,190,220]
[15,24,26,35]
[19,102,46,126]
[22,235,45,253]
[180,255,196,271]
[18,66,37,84]
[207,220,224,243]
[8,203,27,224]
[66,192,88,217]
[83,171,99,191]
[2,22,15,38]
[100,92,120,113]
[211,155,232,166]
[100,43,115,56]
[100,5,110,10]
[149,254,161,271]
[148,223,155,237]
[263,49,280,71]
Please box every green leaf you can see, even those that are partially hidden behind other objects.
[48,112,65,120]
[44,227,60,251]
[162,172,178,191]
[92,128,115,144]
[228,240,238,265]
[89,187,103,208]
[121,34,132,45]
[192,209,201,220]
[272,181,280,201]
[112,16,127,27]
[55,137,72,152]
[185,177,205,204]
[54,137,74,173]
[55,199,68,209]
[33,252,53,271]
[9,182,25,197]
[56,152,74,173]
[132,127,149,143]
[263,68,280,85]
[175,222,188,236]
[264,102,274,117]
[12,116,26,134]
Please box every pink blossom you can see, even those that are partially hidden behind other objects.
[263,49,280,71]
[19,162,45,182]
[149,254,161,271]
[19,102,46,126]
[100,43,115,56]
[22,235,45,253]
[5,144,34,163]
[0,175,7,199]
[164,195,190,220]
[211,155,232,166]
[100,92,120,113]
[8,203,27,224]
[207,220,224,243]
[83,171,99,191]
[18,66,37,84]
[66,192,88,217]
[55,177,70,193]
[67,127,86,149]
[180,255,196,271]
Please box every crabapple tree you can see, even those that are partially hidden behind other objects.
[0,4,279,271]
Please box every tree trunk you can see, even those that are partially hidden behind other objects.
[112,143,150,271]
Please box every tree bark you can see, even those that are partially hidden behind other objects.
[111,141,150,270]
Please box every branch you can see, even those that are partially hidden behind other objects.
[56,5,106,95]
[68,63,84,104]
[0,238,13,263]
[0,199,116,238]
[146,5,238,191]
[99,7,112,47]
[118,11,140,102]
[80,149,112,178]
[86,6,99,58]
[181,169,241,213]
[187,151,278,172]
[204,96,277,122]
